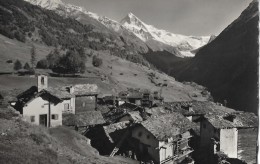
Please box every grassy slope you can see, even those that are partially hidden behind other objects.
[0,107,137,164]
[0,34,51,72]
[0,34,210,102]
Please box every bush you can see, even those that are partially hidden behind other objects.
[92,55,103,67]
[14,60,22,71]
[23,62,30,70]
[36,59,48,69]
[18,68,35,76]
[6,60,13,64]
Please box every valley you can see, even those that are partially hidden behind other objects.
[0,0,258,164]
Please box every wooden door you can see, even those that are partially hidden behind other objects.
[39,114,47,127]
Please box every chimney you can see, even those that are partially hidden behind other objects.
[68,86,75,94]
[37,75,48,92]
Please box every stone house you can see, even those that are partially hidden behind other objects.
[118,111,143,123]
[131,113,195,164]
[118,89,158,108]
[118,90,143,106]
[64,84,98,113]
[14,75,74,127]
[164,101,206,122]
[200,111,258,161]
[97,94,118,107]
[63,110,105,133]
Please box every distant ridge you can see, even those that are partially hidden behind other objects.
[24,0,210,57]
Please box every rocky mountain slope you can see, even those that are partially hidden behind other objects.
[174,0,259,113]
[24,0,209,57]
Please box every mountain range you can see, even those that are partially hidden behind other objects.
[0,0,257,114]
[24,0,210,57]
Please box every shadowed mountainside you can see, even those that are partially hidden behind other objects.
[173,1,259,113]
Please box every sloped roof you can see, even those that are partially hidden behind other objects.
[103,121,131,142]
[141,113,195,141]
[97,94,116,101]
[127,111,143,122]
[118,102,143,111]
[103,121,130,136]
[146,106,170,116]
[164,101,205,116]
[72,84,99,96]
[46,87,74,99]
[96,105,110,114]
[206,112,258,129]
[163,101,258,129]
[164,101,235,116]
[118,88,152,99]
[128,91,143,99]
[63,111,105,127]
[16,86,62,105]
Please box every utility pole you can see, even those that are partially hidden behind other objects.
[48,98,51,127]
[44,99,51,127]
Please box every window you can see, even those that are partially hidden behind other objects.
[203,123,206,128]
[52,114,59,120]
[82,102,85,107]
[41,77,44,85]
[147,135,150,139]
[64,103,70,110]
[30,116,35,122]
[138,131,142,137]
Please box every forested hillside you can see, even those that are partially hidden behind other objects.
[0,0,149,66]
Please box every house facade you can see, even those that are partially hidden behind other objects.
[22,95,63,127]
[200,118,238,158]
[118,89,160,108]
[15,75,75,127]
[131,113,194,164]
[65,84,98,113]
[200,112,258,161]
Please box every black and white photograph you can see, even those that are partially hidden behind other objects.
[0,0,258,163]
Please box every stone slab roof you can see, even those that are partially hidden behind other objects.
[141,112,195,141]
[62,111,105,127]
[206,112,258,129]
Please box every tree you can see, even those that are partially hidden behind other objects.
[14,60,22,71]
[36,59,48,69]
[30,44,36,69]
[23,62,30,70]
[52,50,86,74]
[92,55,103,67]
[46,48,60,69]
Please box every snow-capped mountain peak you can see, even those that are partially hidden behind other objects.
[121,13,148,30]
[24,0,63,10]
[24,0,210,57]
[120,12,210,56]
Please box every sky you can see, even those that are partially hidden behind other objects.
[62,0,252,36]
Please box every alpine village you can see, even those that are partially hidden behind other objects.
[0,0,258,164]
